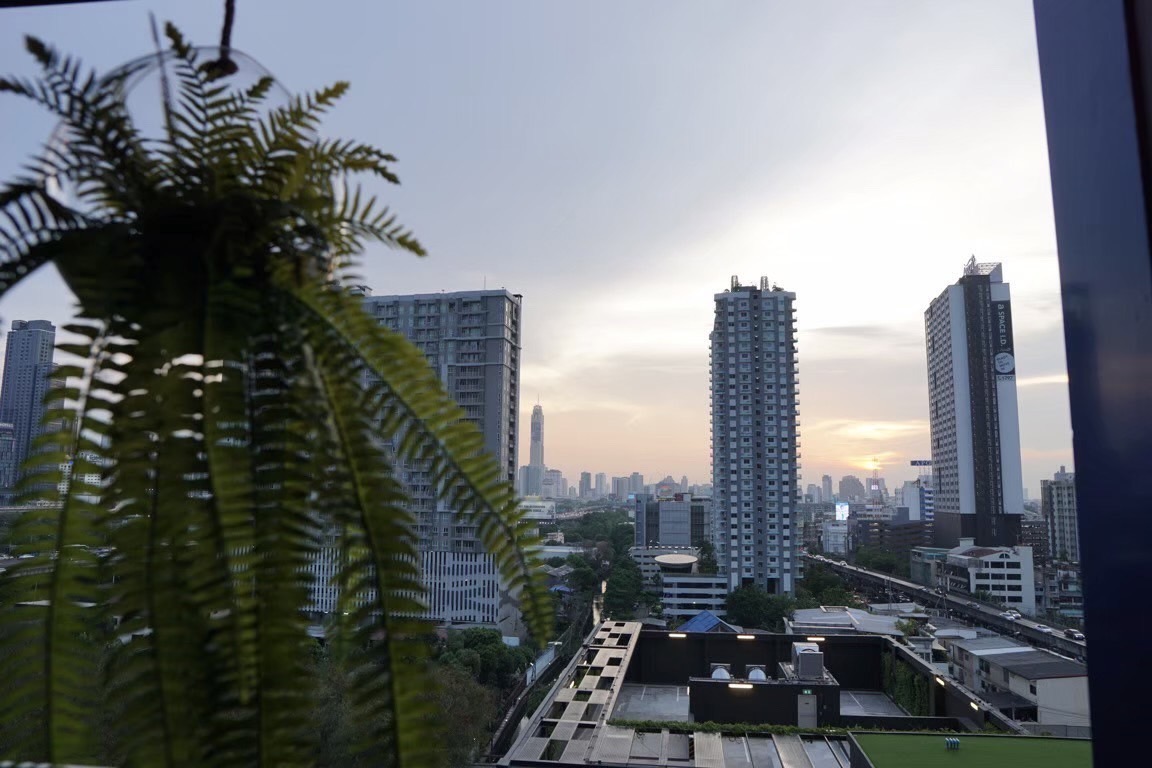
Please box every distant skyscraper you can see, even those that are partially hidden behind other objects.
[611,476,631,499]
[710,276,800,594]
[1042,466,1079,563]
[821,474,833,503]
[680,475,689,493]
[925,259,1024,548]
[347,290,522,633]
[579,471,592,498]
[594,472,607,498]
[806,483,821,503]
[542,468,565,498]
[838,475,866,501]
[518,404,546,496]
[529,404,544,467]
[630,472,645,494]
[0,320,56,492]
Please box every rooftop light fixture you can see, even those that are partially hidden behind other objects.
[936,677,946,687]
[806,636,826,642]
[728,683,753,689]
[669,633,686,639]
[737,634,756,640]
[970,702,980,711]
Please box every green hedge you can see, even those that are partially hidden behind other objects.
[882,653,931,716]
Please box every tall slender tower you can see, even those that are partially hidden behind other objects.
[710,276,800,594]
[529,404,544,467]
[0,320,56,492]
[925,259,1024,548]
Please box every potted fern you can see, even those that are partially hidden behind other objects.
[0,25,549,767]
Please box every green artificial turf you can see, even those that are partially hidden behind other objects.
[852,733,1092,768]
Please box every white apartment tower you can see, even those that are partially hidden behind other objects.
[925,259,1024,548]
[1042,466,1079,563]
[710,276,800,594]
[313,289,524,635]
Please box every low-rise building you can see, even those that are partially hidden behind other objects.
[628,545,700,584]
[909,546,950,588]
[946,635,1089,727]
[1034,563,1084,624]
[785,606,905,638]
[980,650,1090,727]
[943,538,1036,615]
[820,520,853,555]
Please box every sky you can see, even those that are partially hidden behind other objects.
[0,1,1072,495]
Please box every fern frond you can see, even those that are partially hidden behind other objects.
[282,278,553,646]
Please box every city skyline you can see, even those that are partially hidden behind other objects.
[0,1,1072,495]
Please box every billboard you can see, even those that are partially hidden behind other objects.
[992,300,1015,378]
[835,502,850,521]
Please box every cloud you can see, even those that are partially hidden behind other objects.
[1016,373,1068,388]
[807,419,929,441]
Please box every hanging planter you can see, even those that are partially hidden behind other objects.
[0,23,550,768]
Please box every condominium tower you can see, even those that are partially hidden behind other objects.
[1042,466,1079,562]
[925,259,1024,548]
[710,276,800,594]
[321,289,524,634]
[0,320,56,493]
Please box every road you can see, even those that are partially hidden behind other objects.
[802,554,1087,661]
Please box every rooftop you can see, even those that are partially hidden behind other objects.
[790,606,904,637]
[950,636,1030,654]
[983,650,1087,680]
[675,610,741,634]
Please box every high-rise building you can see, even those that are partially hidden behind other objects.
[579,471,592,498]
[529,404,544,467]
[925,259,1024,548]
[633,494,709,548]
[611,476,631,500]
[680,475,689,493]
[0,320,56,493]
[630,472,645,494]
[710,276,800,594]
[838,475,866,502]
[335,289,523,634]
[805,483,821,503]
[821,474,833,503]
[518,404,546,496]
[1042,466,1079,563]
[594,472,607,498]
[542,468,566,499]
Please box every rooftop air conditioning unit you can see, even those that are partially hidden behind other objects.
[747,665,768,682]
[791,642,824,680]
[710,664,732,680]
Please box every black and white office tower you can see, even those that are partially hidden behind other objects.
[710,276,800,595]
[925,259,1024,548]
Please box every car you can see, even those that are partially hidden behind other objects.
[1064,629,1086,641]
[967,601,979,607]
[1007,610,1022,619]
[1036,626,1053,633]
[1000,612,1017,621]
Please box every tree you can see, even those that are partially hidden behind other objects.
[603,556,642,619]
[762,595,798,632]
[724,585,772,628]
[697,541,719,575]
[0,30,550,767]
